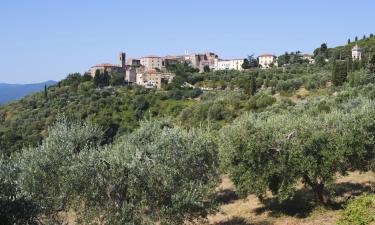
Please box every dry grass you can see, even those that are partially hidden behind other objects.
[208,172,375,225]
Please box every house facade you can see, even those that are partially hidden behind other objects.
[140,56,163,70]
[213,59,245,71]
[215,60,231,70]
[258,54,277,68]
[230,59,245,70]
[302,54,315,64]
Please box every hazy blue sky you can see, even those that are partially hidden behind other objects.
[0,0,374,83]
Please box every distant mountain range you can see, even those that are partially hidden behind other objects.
[0,80,57,104]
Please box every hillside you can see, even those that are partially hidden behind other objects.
[1,40,375,225]
[314,34,375,60]
[0,80,56,104]
[0,64,333,155]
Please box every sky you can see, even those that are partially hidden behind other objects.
[0,0,374,84]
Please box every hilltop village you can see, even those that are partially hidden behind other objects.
[86,45,363,90]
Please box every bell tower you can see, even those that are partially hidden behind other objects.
[119,52,126,68]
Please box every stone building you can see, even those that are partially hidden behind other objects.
[127,58,141,67]
[140,56,163,70]
[187,52,218,72]
[352,44,363,60]
[136,69,175,89]
[89,52,127,77]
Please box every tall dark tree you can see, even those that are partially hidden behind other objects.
[82,73,93,82]
[110,72,125,86]
[355,36,358,42]
[93,69,110,88]
[346,58,353,73]
[368,55,375,74]
[242,54,258,69]
[313,44,329,65]
[250,75,257,96]
[242,58,250,69]
[332,60,348,86]
[44,85,48,99]
[203,65,210,73]
[347,38,351,44]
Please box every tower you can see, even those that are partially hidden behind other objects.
[352,44,362,60]
[119,52,126,68]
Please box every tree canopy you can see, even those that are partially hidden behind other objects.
[219,97,375,205]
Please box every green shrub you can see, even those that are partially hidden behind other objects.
[339,194,375,225]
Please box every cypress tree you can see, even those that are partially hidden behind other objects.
[346,58,353,73]
[332,61,347,86]
[369,55,375,74]
[250,75,257,96]
[44,84,48,99]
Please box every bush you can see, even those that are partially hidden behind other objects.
[189,88,203,98]
[339,194,375,225]
[247,92,276,111]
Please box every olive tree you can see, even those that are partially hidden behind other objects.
[17,116,103,223]
[0,154,40,225]
[219,99,375,205]
[74,120,219,225]
[17,117,219,224]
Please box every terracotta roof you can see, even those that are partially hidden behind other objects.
[164,56,183,60]
[258,54,276,58]
[141,55,161,58]
[91,63,118,68]
[145,69,159,74]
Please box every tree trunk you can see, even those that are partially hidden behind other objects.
[303,175,329,205]
[312,183,329,205]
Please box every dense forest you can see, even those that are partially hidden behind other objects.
[1,36,375,224]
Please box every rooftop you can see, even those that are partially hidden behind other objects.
[352,44,362,51]
[258,54,276,58]
[141,55,162,58]
[91,63,119,68]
